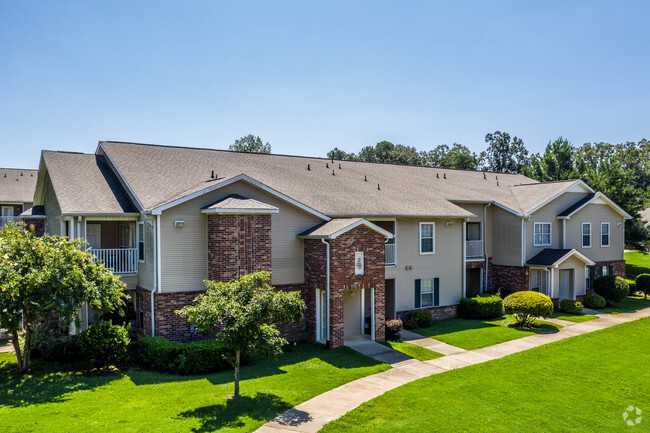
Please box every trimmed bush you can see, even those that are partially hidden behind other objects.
[627,280,637,295]
[559,299,583,315]
[636,274,650,299]
[79,321,130,371]
[140,337,232,375]
[458,295,503,319]
[405,310,433,329]
[385,319,403,341]
[584,294,607,309]
[503,291,554,327]
[593,276,629,304]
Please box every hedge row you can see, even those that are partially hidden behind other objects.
[458,294,503,319]
[140,337,235,375]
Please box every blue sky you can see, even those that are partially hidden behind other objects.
[1,1,649,169]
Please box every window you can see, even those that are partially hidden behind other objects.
[582,222,591,248]
[138,222,145,262]
[419,222,435,254]
[421,279,434,307]
[534,223,551,246]
[601,265,609,277]
[466,222,481,241]
[601,222,610,247]
[530,269,549,296]
[586,267,594,291]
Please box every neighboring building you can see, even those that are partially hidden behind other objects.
[26,142,631,347]
[640,206,650,228]
[0,168,38,228]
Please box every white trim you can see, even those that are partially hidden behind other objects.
[370,288,375,341]
[299,219,393,240]
[137,221,145,263]
[151,173,330,221]
[533,222,552,247]
[419,222,435,255]
[557,191,632,220]
[551,249,596,267]
[562,219,566,249]
[201,208,279,214]
[156,215,162,293]
[581,222,592,248]
[62,213,140,217]
[550,267,555,298]
[600,222,610,247]
[360,288,365,335]
[462,219,467,298]
[524,180,595,216]
[521,218,526,266]
[97,142,145,211]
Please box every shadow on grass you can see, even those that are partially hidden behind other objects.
[177,392,296,433]
[412,317,501,338]
[593,295,650,314]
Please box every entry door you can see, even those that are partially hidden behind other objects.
[86,224,102,250]
[559,269,572,300]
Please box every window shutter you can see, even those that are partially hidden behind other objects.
[608,265,614,276]
[434,278,440,306]
[589,267,595,290]
[415,279,421,308]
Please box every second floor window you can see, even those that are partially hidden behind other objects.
[138,222,145,262]
[419,222,435,254]
[582,223,591,248]
[601,222,610,247]
[534,223,551,246]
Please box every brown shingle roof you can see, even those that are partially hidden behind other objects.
[0,168,38,203]
[99,141,547,218]
[203,194,278,212]
[42,151,138,214]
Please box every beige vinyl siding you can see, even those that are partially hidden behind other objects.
[137,219,155,290]
[119,275,139,291]
[491,206,522,266]
[387,217,464,311]
[160,181,323,292]
[553,255,587,298]
[526,192,588,260]
[565,204,625,262]
[41,172,62,236]
[456,203,493,258]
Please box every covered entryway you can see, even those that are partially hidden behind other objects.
[559,269,573,300]
[385,279,395,320]
[466,268,482,297]
[343,290,364,342]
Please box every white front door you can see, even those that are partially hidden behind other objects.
[86,224,102,250]
[559,269,572,300]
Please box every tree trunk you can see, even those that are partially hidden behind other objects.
[233,350,240,398]
[11,329,24,372]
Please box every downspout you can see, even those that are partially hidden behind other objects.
[150,216,159,337]
[462,219,467,298]
[484,203,491,292]
[321,238,330,346]
[521,217,526,266]
[562,219,567,249]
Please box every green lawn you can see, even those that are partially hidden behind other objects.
[0,343,388,433]
[411,315,561,350]
[625,250,650,280]
[592,294,650,314]
[322,317,650,433]
[550,311,598,323]
[382,340,443,361]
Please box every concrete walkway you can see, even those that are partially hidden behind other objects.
[256,307,650,433]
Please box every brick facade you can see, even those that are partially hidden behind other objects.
[490,264,529,295]
[207,214,271,282]
[593,260,626,279]
[397,304,458,322]
[23,218,46,237]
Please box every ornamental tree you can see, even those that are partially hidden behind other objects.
[176,271,305,398]
[0,223,125,372]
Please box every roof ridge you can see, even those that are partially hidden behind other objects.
[512,179,579,187]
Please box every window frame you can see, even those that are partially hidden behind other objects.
[533,222,552,247]
[138,221,145,263]
[600,222,610,247]
[530,268,549,296]
[419,222,435,255]
[582,222,591,248]
[420,278,434,307]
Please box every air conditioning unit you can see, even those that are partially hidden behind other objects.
[174,220,185,228]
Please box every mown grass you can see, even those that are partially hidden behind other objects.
[624,250,650,280]
[550,311,598,323]
[382,340,443,361]
[411,315,561,350]
[593,293,650,314]
[322,317,650,433]
[0,343,388,433]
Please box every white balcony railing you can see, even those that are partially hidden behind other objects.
[91,248,138,274]
[0,216,21,227]
[466,240,483,258]
[385,243,396,266]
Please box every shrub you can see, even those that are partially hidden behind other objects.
[584,294,606,309]
[635,274,650,299]
[559,299,583,315]
[405,310,433,329]
[79,321,130,371]
[140,337,232,375]
[627,280,637,295]
[31,324,84,363]
[385,319,403,341]
[503,291,554,327]
[593,276,629,304]
[458,294,503,319]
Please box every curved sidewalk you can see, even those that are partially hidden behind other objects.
[256,307,650,433]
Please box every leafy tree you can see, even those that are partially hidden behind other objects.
[481,131,529,173]
[374,141,395,163]
[176,272,305,398]
[524,137,578,181]
[229,134,271,153]
[0,223,125,372]
[420,144,450,167]
[421,144,478,170]
[357,145,377,162]
[387,144,422,166]
[327,147,357,161]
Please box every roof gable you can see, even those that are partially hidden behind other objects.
[297,218,393,240]
[557,192,632,220]
[527,248,595,267]
[201,194,279,214]
[0,168,38,203]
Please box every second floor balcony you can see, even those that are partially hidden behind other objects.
[466,240,483,258]
[0,216,21,227]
